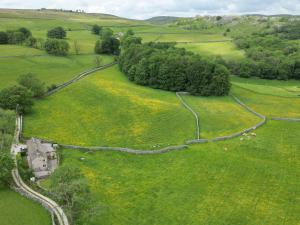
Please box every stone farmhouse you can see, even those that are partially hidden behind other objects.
[26,138,58,179]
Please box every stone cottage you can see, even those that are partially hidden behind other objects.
[26,138,58,179]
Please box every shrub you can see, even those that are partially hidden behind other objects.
[94,36,120,55]
[0,31,8,44]
[91,25,102,35]
[0,152,14,186]
[18,27,32,39]
[47,27,66,39]
[47,84,57,92]
[25,36,37,48]
[44,39,69,56]
[0,85,34,114]
[6,31,26,44]
[18,73,45,97]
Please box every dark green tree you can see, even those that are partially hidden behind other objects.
[91,24,102,35]
[18,73,45,97]
[18,27,32,38]
[94,36,120,55]
[0,152,15,187]
[0,31,8,44]
[0,85,34,114]
[50,165,101,224]
[47,27,66,39]
[6,31,26,44]
[44,39,69,56]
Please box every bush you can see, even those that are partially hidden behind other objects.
[94,36,120,55]
[0,85,34,114]
[47,27,66,39]
[25,36,37,48]
[91,25,102,35]
[47,84,58,92]
[0,31,8,44]
[18,27,32,39]
[6,31,26,44]
[44,39,69,56]
[18,73,45,97]
[0,152,14,187]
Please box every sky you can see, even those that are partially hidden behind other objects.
[1,0,300,19]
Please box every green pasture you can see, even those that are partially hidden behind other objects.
[177,42,245,60]
[231,76,300,98]
[0,45,45,57]
[48,120,300,225]
[157,33,231,42]
[0,189,51,225]
[181,95,261,138]
[232,85,300,118]
[24,66,195,149]
[0,52,113,89]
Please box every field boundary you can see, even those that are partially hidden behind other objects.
[176,92,200,139]
[232,83,300,99]
[60,144,189,155]
[10,115,69,225]
[45,62,117,96]
[186,95,267,144]
[272,117,300,122]
[0,52,103,59]
[174,40,232,44]
[25,94,267,154]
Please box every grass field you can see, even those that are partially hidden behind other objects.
[47,120,300,225]
[181,95,261,138]
[24,66,195,149]
[177,42,245,60]
[0,189,51,225]
[157,33,231,42]
[232,85,300,118]
[0,52,113,89]
[2,9,300,225]
[231,76,300,98]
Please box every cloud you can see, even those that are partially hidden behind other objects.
[1,0,299,19]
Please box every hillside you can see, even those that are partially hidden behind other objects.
[0,9,299,225]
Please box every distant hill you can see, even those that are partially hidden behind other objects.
[146,16,182,24]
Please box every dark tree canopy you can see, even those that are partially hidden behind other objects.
[119,36,231,96]
[91,24,102,35]
[94,36,120,55]
[18,73,45,97]
[0,85,33,114]
[44,39,69,56]
[229,19,300,80]
[47,26,66,39]
[50,165,100,224]
[0,152,14,187]
[0,31,8,44]
[6,31,26,44]
[18,27,32,39]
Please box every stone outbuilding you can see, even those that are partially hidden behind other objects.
[26,138,58,179]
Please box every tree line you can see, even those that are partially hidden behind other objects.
[119,31,231,96]
[230,20,300,80]
[0,26,70,56]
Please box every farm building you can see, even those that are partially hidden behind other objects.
[26,138,58,179]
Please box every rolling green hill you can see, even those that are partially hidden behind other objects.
[0,9,300,225]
